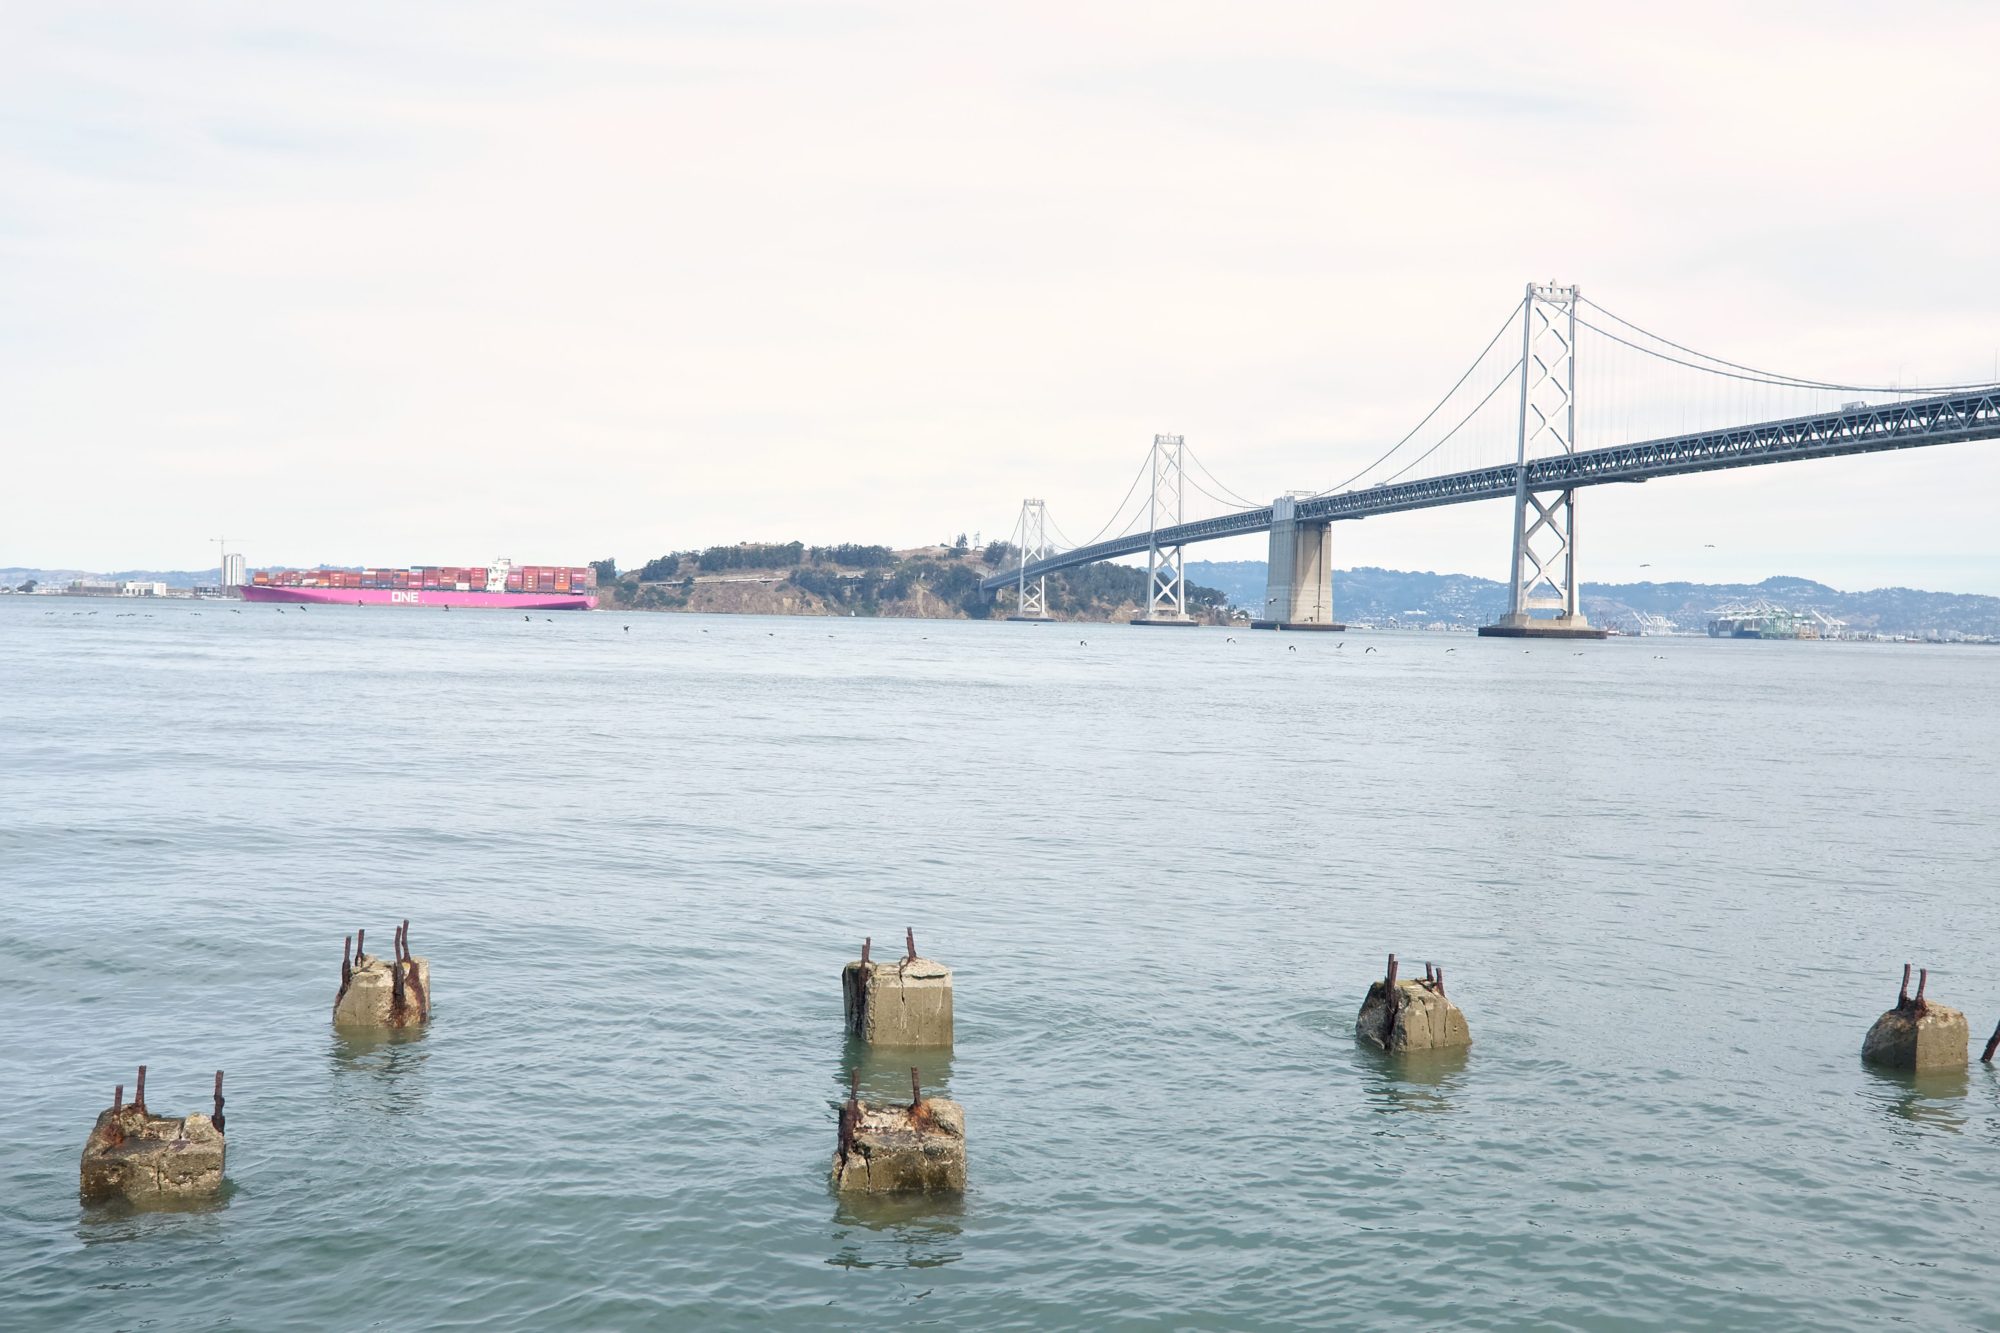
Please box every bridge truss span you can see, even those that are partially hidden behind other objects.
[980,388,2000,593]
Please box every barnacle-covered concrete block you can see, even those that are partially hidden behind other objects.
[842,953,952,1047]
[1356,975,1470,1053]
[334,953,433,1028]
[332,923,432,1029]
[1864,1002,1968,1072]
[80,1105,225,1205]
[832,1096,966,1194]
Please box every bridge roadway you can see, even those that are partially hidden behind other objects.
[981,389,2000,592]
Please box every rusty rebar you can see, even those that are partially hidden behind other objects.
[910,1067,923,1109]
[401,919,412,962]
[1435,965,1447,1000]
[1915,967,1930,1015]
[133,1065,147,1116]
[113,1084,123,1113]
[1383,954,1401,1046]
[406,957,428,1022]
[213,1070,226,1134]
[1983,1019,2000,1064]
[336,935,355,1011]
[1424,962,1435,984]
[1898,963,1912,1009]
[356,928,365,960]
[837,1070,861,1161]
[847,939,873,1039]
[906,927,916,962]
[391,960,407,1024]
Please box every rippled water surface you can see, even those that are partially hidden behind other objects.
[5,598,2000,1330]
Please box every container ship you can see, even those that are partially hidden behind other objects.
[241,559,597,610]
[1704,601,1844,640]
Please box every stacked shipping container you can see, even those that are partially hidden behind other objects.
[251,564,597,591]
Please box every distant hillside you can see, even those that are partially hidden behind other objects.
[602,543,1231,623]
[3,567,220,588]
[1186,560,2000,638]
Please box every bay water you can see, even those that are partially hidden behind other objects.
[3,597,1999,1330]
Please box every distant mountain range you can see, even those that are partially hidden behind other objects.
[1186,560,2000,638]
[3,567,220,589]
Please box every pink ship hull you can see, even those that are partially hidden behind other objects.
[241,585,596,611]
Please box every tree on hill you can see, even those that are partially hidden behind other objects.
[635,554,681,582]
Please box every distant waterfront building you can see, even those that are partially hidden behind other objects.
[222,553,246,587]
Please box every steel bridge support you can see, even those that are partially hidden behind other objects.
[1481,282,1607,640]
[1133,433,1197,625]
[1252,495,1343,630]
[1007,498,1053,621]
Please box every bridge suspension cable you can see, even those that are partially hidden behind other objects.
[1181,442,1260,510]
[1307,296,1527,497]
[1373,358,1524,486]
[1180,468,1252,513]
[1577,296,2000,395]
[1051,448,1156,552]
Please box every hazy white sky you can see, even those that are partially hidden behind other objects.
[5,2,1999,589]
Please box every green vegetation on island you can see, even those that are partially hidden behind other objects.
[591,539,1229,622]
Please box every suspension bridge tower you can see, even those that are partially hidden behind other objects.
[1131,434,1199,626]
[1480,282,1609,640]
[1006,498,1053,621]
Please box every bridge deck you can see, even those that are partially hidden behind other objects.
[982,390,2000,591]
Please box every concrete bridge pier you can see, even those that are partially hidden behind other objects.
[1252,497,1344,630]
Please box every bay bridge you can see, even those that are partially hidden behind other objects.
[981,283,2000,637]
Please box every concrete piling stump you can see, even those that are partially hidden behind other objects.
[80,1066,228,1205]
[1863,964,1968,1073]
[1356,954,1471,1053]
[842,929,952,1047]
[832,1068,966,1195]
[333,919,432,1030]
